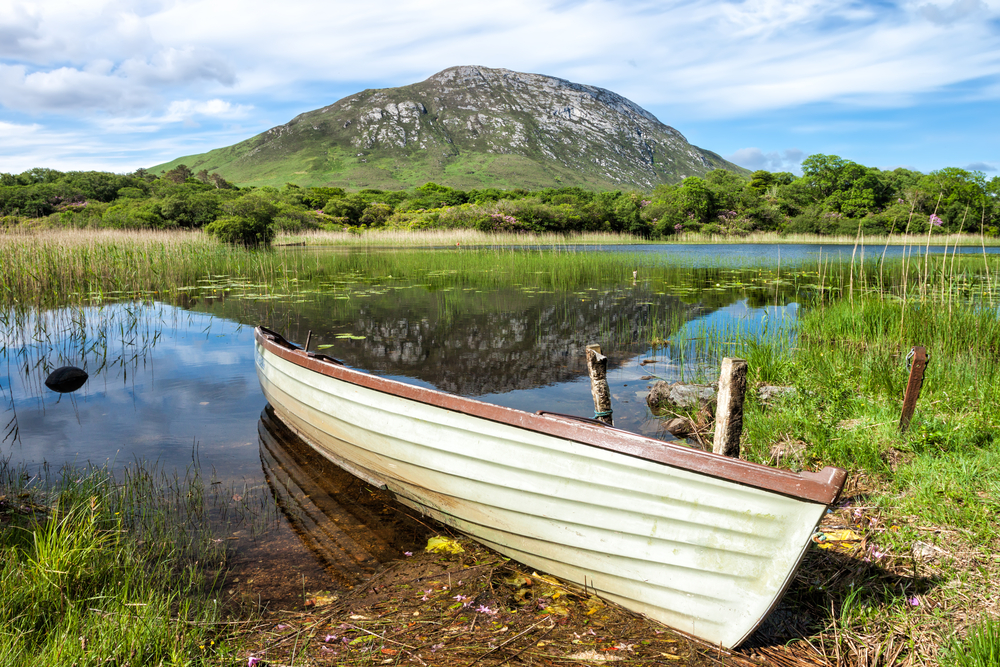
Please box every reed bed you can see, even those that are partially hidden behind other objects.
[282,228,1000,247]
[0,228,307,306]
[278,228,649,246]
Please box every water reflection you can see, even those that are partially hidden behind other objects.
[258,405,431,589]
[1,303,265,477]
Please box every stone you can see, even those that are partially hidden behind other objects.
[44,366,88,393]
[662,417,694,437]
[769,439,807,465]
[646,381,716,412]
[911,541,946,561]
[757,385,797,403]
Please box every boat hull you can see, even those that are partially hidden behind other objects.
[254,328,843,648]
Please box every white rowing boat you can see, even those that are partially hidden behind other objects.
[254,326,845,648]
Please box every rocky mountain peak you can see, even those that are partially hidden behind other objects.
[152,66,741,190]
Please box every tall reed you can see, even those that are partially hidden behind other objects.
[0,457,254,666]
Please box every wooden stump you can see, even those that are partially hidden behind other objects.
[586,344,613,426]
[713,357,748,458]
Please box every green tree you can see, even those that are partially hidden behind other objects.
[360,202,394,228]
[204,192,279,247]
[678,177,715,223]
[162,164,194,184]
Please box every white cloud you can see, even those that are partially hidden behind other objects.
[94,98,253,134]
[727,148,806,173]
[1,0,1000,170]
[919,0,988,24]
[4,0,1000,117]
[0,4,41,58]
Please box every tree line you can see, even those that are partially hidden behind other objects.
[2,157,998,246]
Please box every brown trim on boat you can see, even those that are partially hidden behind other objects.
[255,327,847,506]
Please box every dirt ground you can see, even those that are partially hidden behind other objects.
[227,532,835,667]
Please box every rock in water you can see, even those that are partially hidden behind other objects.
[646,381,717,411]
[45,366,88,393]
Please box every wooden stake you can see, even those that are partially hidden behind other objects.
[713,357,748,458]
[899,346,928,433]
[304,330,313,352]
[586,344,613,426]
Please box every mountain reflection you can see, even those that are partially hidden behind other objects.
[203,285,704,396]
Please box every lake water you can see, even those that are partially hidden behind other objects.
[0,242,988,599]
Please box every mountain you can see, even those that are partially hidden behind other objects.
[151,66,744,190]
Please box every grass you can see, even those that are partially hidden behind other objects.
[0,228,303,307]
[278,228,1000,247]
[940,619,1000,667]
[277,228,651,246]
[0,457,262,666]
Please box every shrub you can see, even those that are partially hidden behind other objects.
[204,215,275,247]
[102,200,171,229]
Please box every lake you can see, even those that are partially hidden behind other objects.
[0,241,988,597]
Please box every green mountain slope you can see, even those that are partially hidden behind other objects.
[151,66,744,190]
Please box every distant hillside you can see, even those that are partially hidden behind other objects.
[151,66,745,190]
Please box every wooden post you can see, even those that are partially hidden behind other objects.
[304,330,313,352]
[713,357,748,458]
[899,346,928,433]
[586,344,613,426]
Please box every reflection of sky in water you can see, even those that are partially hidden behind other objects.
[2,284,805,478]
[2,304,265,479]
[656,300,800,382]
[558,243,1000,264]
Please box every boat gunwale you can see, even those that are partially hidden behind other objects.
[255,326,846,505]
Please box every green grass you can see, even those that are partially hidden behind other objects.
[0,229,305,307]
[940,619,1000,667]
[277,228,651,247]
[0,459,249,666]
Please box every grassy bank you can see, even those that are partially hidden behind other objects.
[0,459,244,666]
[655,254,1000,664]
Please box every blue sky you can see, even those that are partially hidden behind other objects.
[1,0,998,177]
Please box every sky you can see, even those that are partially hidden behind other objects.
[1,0,999,178]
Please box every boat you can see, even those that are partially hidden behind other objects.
[254,325,847,648]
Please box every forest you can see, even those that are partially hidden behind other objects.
[2,155,998,245]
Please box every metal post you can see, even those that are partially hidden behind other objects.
[899,346,928,433]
